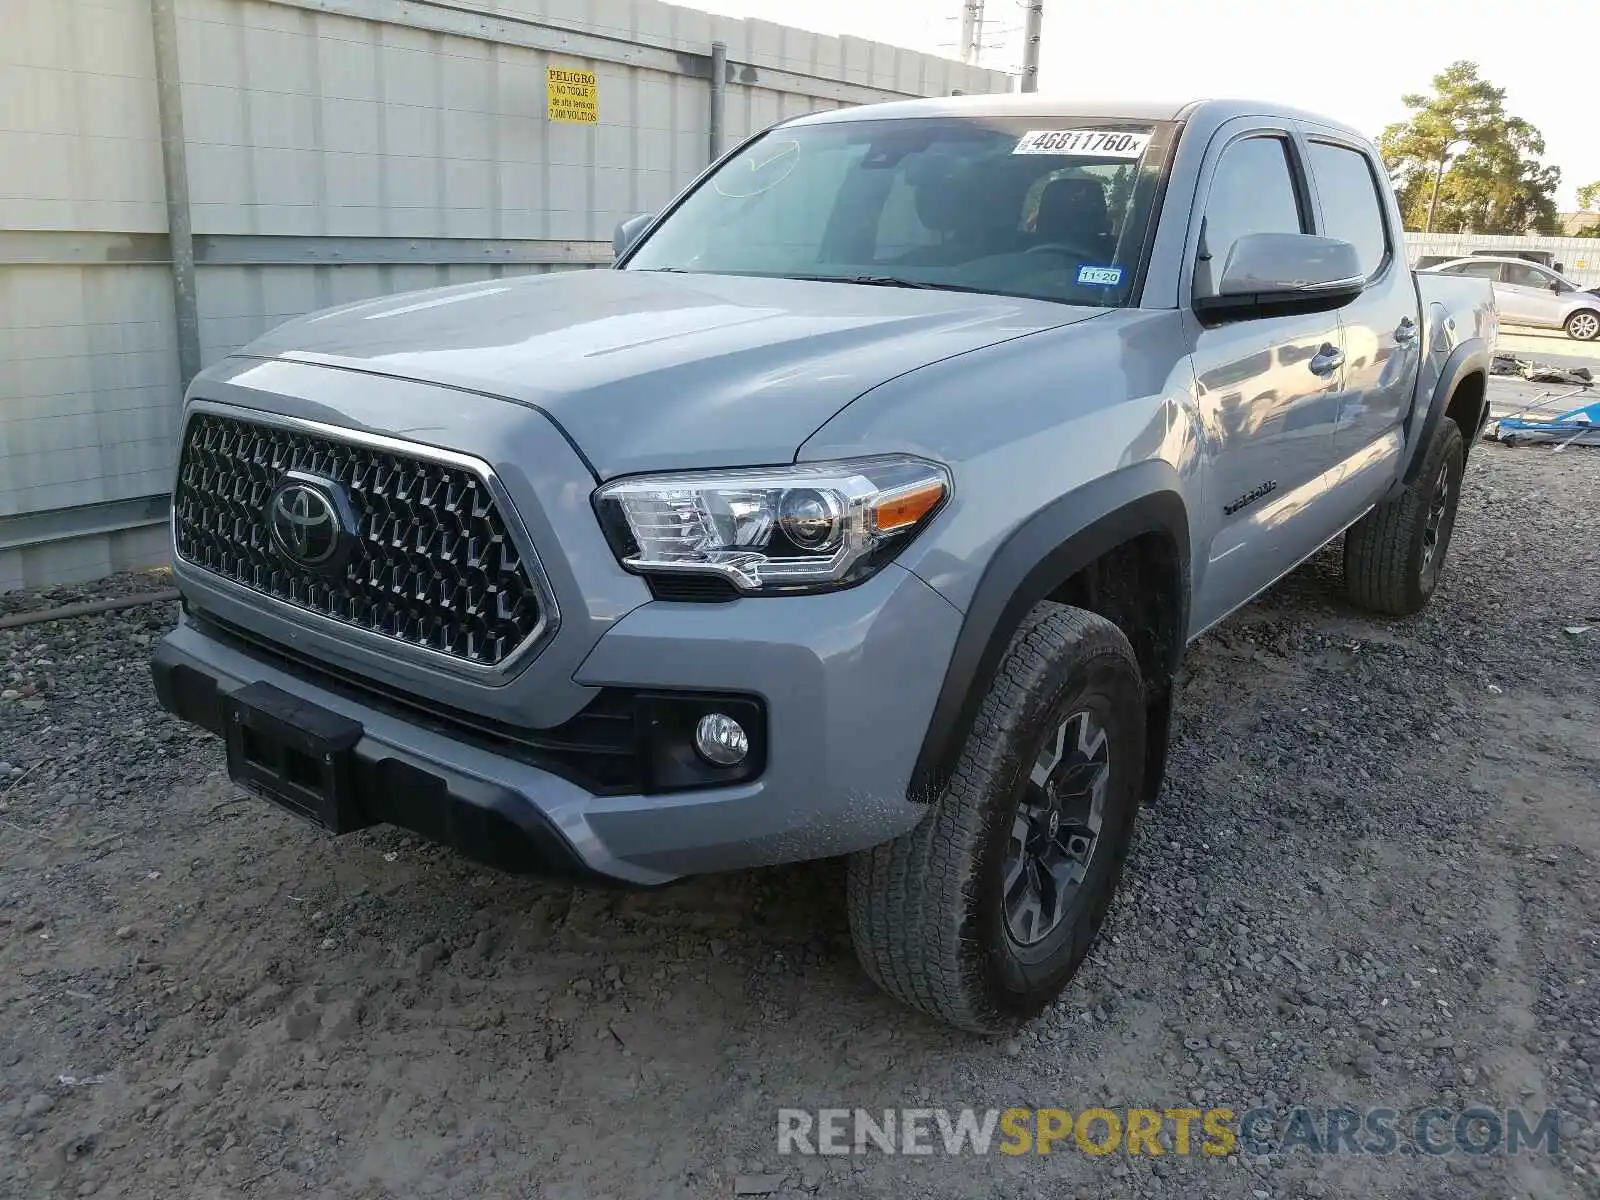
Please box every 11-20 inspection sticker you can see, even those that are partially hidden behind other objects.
[1013,129,1151,158]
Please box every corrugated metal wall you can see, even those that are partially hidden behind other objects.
[2,0,180,587]
[0,0,1008,591]
[1405,232,1600,288]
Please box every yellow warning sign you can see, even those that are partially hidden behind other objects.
[547,67,598,124]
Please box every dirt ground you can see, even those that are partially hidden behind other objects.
[2,431,1598,1200]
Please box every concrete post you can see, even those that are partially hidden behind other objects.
[709,41,727,164]
[149,0,202,389]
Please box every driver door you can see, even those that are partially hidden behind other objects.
[1184,126,1346,633]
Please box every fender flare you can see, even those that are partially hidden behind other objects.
[908,462,1191,801]
[1393,336,1489,495]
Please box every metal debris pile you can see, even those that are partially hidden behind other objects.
[1491,353,1595,387]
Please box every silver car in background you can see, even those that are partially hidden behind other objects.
[1424,255,1600,341]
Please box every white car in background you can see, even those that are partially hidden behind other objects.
[1424,256,1600,341]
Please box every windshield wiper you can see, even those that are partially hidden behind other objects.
[634,269,997,296]
[790,273,992,294]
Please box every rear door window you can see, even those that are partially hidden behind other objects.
[1306,142,1389,277]
[1443,261,1501,280]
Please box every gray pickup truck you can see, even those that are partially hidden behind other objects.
[152,96,1496,1033]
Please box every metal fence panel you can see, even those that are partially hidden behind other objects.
[2,0,170,234]
[0,264,181,516]
[1,0,185,590]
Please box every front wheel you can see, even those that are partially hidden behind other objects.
[1565,310,1600,342]
[847,603,1145,1033]
[1343,418,1465,616]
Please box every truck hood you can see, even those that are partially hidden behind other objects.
[243,269,1103,478]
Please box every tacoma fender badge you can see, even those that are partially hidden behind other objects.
[1224,480,1278,517]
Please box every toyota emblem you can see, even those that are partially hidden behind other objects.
[267,478,344,568]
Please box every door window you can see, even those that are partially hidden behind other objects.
[1502,261,1556,289]
[1306,142,1389,277]
[1201,136,1305,273]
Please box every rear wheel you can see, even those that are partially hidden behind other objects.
[847,603,1145,1033]
[1343,419,1465,616]
[1566,310,1600,342]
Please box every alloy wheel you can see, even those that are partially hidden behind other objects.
[1001,709,1112,947]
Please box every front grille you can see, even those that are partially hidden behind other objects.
[174,412,543,668]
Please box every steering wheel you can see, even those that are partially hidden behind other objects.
[1023,241,1101,261]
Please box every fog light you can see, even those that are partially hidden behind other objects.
[694,712,748,766]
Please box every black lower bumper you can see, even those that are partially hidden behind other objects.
[151,641,625,885]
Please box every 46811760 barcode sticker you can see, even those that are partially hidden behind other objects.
[1013,129,1151,158]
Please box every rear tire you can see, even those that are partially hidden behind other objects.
[847,603,1145,1033]
[1343,418,1465,616]
[1565,310,1600,342]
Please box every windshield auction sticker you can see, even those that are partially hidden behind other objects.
[1013,129,1150,157]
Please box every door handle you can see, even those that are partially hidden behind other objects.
[1394,317,1418,344]
[1308,343,1344,376]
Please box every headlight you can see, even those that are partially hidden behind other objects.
[594,456,950,595]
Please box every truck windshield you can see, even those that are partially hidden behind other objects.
[624,116,1172,308]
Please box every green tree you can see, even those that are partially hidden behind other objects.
[1379,61,1561,235]
[1573,182,1600,239]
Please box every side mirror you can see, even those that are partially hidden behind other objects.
[613,214,654,262]
[1195,233,1365,322]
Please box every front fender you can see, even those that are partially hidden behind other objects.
[908,466,1191,800]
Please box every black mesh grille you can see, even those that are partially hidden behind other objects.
[647,573,740,602]
[174,412,543,667]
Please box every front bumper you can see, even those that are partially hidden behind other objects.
[152,562,961,886]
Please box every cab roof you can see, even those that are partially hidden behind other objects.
[786,94,1370,143]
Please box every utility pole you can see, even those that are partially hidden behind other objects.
[1020,0,1043,93]
[958,0,984,64]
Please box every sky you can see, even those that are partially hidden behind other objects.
[686,0,1596,211]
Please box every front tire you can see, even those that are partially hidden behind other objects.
[1343,418,1465,616]
[847,603,1145,1033]
[1566,310,1600,342]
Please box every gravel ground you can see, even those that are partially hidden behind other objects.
[2,437,1597,1200]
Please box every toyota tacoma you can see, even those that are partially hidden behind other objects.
[152,96,1496,1032]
